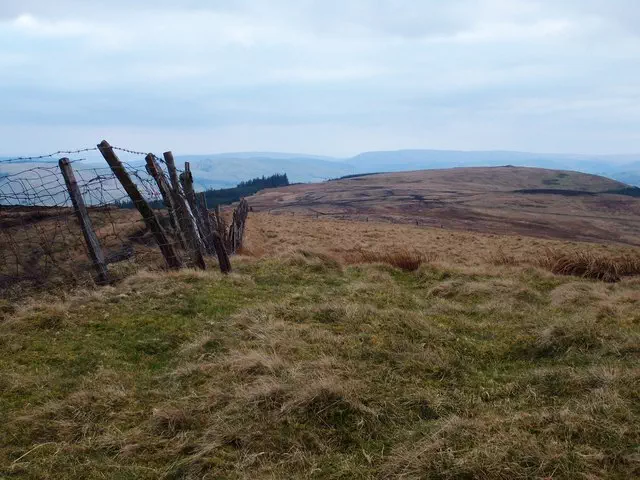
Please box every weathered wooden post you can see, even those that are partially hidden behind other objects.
[180,162,198,211]
[97,140,183,269]
[196,191,208,215]
[196,192,214,245]
[145,154,184,247]
[163,152,230,274]
[212,204,227,242]
[161,152,208,269]
[228,198,249,254]
[59,158,110,284]
[180,163,216,256]
[163,151,183,197]
[179,163,202,233]
[212,231,232,274]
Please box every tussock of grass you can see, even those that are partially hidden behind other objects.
[486,248,522,266]
[151,406,193,437]
[278,249,343,272]
[532,316,608,357]
[540,248,640,282]
[347,248,435,271]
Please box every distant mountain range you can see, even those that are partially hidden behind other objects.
[177,149,640,189]
[178,153,353,190]
[2,149,640,188]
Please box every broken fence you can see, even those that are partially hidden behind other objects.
[0,140,249,290]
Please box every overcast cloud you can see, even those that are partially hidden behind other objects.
[1,0,639,156]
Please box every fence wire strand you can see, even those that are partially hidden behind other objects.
[0,145,157,164]
[0,146,198,293]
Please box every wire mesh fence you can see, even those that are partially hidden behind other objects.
[0,141,246,295]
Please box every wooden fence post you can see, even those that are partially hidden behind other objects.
[212,231,232,274]
[163,152,231,274]
[59,158,110,284]
[180,162,197,211]
[97,140,183,269]
[212,204,227,242]
[196,192,216,250]
[228,198,250,254]
[145,154,184,248]
[179,163,204,237]
[163,151,183,197]
[162,152,208,269]
[180,163,216,256]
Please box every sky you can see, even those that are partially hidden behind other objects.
[1,0,639,157]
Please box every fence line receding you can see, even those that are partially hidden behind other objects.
[0,140,249,292]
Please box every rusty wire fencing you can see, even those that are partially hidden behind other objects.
[0,141,248,294]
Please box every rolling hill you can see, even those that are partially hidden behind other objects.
[345,150,640,187]
[178,149,640,188]
[3,148,640,189]
[247,166,640,246]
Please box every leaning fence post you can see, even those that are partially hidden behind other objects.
[97,140,183,269]
[180,162,198,210]
[145,154,186,250]
[180,162,216,256]
[145,154,179,232]
[229,198,250,254]
[179,162,204,236]
[59,158,110,285]
[212,204,227,242]
[165,153,229,274]
[164,151,183,199]
[212,231,232,274]
[162,151,207,269]
[196,192,214,244]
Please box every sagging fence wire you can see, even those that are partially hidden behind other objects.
[0,140,248,294]
[0,145,154,164]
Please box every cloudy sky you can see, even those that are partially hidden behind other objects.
[1,0,639,156]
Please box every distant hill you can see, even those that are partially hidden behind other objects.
[178,154,352,189]
[345,150,640,186]
[181,149,640,188]
[2,149,640,189]
[247,166,640,246]
[182,152,336,161]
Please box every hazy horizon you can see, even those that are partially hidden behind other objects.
[2,147,640,164]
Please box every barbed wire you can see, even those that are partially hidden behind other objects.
[112,146,149,156]
[0,148,99,164]
[0,145,199,293]
[0,145,156,164]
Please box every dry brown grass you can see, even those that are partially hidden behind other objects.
[2,250,639,478]
[540,248,640,282]
[0,207,168,295]
[245,212,640,276]
[486,248,522,266]
[248,167,640,246]
[2,209,640,478]
[4,202,639,299]
[345,248,436,271]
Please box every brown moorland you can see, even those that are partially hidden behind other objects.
[247,166,640,246]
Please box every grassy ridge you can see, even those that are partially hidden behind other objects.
[1,253,638,479]
[246,168,640,246]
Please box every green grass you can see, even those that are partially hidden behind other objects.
[1,254,639,479]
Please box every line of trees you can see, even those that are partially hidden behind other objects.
[237,173,289,189]
[203,173,289,206]
[116,172,289,209]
